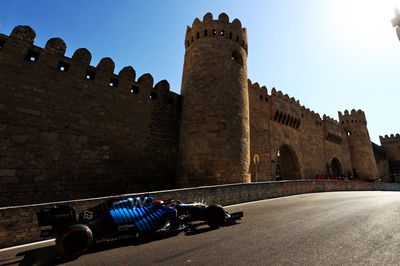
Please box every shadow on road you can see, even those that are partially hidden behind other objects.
[13,233,177,266]
[10,221,241,265]
[10,228,212,265]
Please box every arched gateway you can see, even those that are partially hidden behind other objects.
[275,145,301,180]
[330,157,343,176]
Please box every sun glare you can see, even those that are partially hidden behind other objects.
[329,0,400,50]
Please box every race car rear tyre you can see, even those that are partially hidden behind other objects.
[56,224,93,259]
[205,205,226,228]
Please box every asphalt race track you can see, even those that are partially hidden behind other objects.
[2,191,400,265]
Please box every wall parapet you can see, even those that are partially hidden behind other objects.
[380,134,400,145]
[1,180,400,249]
[0,25,180,106]
[185,12,247,52]
[339,109,367,126]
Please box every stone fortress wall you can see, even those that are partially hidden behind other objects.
[248,81,355,182]
[0,13,397,206]
[380,134,400,162]
[0,26,181,206]
[379,134,400,179]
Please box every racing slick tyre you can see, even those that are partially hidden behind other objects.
[205,205,226,229]
[56,224,93,259]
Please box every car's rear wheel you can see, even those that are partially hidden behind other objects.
[56,224,93,259]
[205,205,226,228]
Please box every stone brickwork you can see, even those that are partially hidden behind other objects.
[0,13,397,207]
[372,143,391,181]
[177,13,250,187]
[0,26,181,206]
[339,110,379,179]
[2,181,400,249]
[248,82,356,181]
[380,134,400,165]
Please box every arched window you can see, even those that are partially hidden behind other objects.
[231,50,243,67]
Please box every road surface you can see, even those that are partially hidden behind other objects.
[2,191,400,265]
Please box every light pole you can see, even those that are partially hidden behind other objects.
[391,8,400,40]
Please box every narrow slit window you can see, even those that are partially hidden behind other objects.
[278,112,283,123]
[57,61,70,72]
[109,78,119,87]
[196,32,200,39]
[130,85,140,94]
[186,40,190,47]
[150,92,158,100]
[274,111,279,121]
[212,29,217,36]
[221,30,225,36]
[293,119,298,128]
[285,116,290,125]
[236,36,240,42]
[289,118,294,127]
[204,29,208,36]
[229,32,233,39]
[85,70,96,80]
[26,50,40,62]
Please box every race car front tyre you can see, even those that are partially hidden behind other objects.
[56,224,93,259]
[205,205,226,228]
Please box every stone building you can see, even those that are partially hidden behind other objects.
[0,13,397,206]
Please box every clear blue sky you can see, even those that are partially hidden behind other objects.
[1,0,399,144]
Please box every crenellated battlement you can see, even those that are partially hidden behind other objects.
[322,114,340,126]
[380,134,400,145]
[0,25,180,106]
[338,109,367,126]
[270,87,301,107]
[248,79,269,102]
[299,105,322,123]
[185,12,248,52]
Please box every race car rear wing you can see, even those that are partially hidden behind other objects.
[36,205,77,237]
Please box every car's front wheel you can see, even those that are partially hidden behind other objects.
[56,224,93,259]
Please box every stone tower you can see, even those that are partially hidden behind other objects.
[339,109,379,180]
[177,12,251,187]
[380,134,400,163]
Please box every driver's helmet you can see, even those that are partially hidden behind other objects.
[143,196,153,206]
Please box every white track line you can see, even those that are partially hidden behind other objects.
[224,193,305,208]
[0,239,54,252]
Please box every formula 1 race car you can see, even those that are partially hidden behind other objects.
[36,196,243,259]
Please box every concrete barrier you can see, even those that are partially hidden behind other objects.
[1,180,400,248]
